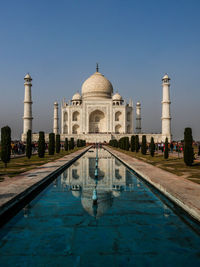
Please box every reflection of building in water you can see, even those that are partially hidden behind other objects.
[60,148,127,217]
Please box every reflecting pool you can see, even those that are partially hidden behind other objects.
[0,148,200,266]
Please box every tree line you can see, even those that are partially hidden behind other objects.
[109,127,195,166]
[0,126,86,168]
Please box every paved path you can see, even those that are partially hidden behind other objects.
[105,146,200,222]
[0,147,90,218]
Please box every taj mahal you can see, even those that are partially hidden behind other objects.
[21,64,172,143]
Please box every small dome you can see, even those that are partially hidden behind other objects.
[136,102,141,106]
[112,191,121,198]
[162,74,170,80]
[72,190,81,198]
[72,92,81,101]
[81,189,113,218]
[24,73,32,80]
[82,71,113,99]
[112,93,122,101]
[54,101,58,105]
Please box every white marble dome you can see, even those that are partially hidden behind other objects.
[162,74,170,80]
[82,71,113,99]
[72,92,81,101]
[24,73,32,80]
[112,92,122,101]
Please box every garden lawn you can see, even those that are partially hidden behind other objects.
[0,148,82,181]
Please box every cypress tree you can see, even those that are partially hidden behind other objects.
[56,134,60,153]
[68,140,72,150]
[131,135,135,152]
[26,129,32,159]
[71,138,75,149]
[64,138,68,151]
[184,127,194,166]
[164,137,169,159]
[150,137,155,157]
[38,131,45,158]
[135,135,140,152]
[125,137,130,151]
[48,133,55,155]
[141,135,147,155]
[1,126,11,168]
[122,137,126,150]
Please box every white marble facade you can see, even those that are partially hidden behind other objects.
[61,68,134,136]
[22,66,172,143]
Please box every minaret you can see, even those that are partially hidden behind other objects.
[136,102,141,134]
[161,74,171,141]
[23,73,33,135]
[53,102,59,135]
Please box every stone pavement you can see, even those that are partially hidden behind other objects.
[0,147,90,218]
[105,146,200,222]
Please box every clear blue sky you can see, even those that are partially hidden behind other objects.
[0,0,200,140]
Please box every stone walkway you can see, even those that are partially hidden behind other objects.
[0,147,90,218]
[105,146,200,222]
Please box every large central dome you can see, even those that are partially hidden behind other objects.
[82,71,113,99]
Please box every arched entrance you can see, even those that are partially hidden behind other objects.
[115,124,122,134]
[89,110,106,133]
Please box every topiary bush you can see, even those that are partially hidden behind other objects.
[164,137,169,159]
[1,126,11,168]
[131,135,135,152]
[184,127,194,166]
[56,134,60,153]
[135,135,140,152]
[48,133,55,155]
[26,129,32,159]
[150,137,155,157]
[141,135,147,155]
[64,138,68,151]
[38,131,45,158]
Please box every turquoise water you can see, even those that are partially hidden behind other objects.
[0,148,200,266]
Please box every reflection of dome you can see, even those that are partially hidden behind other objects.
[82,72,113,99]
[72,92,81,101]
[112,93,122,101]
[72,190,81,198]
[81,190,113,218]
[112,191,121,198]
[73,161,80,167]
[115,159,122,167]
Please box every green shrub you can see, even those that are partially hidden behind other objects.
[64,138,68,151]
[48,133,55,155]
[141,135,147,155]
[184,128,193,166]
[38,131,45,158]
[26,129,32,159]
[1,126,11,167]
[131,135,135,152]
[164,138,169,159]
[135,135,140,152]
[150,137,155,157]
[56,134,60,153]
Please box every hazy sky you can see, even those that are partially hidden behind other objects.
[0,0,200,140]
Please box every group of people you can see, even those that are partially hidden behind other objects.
[11,142,37,155]
[157,142,184,153]
[11,142,25,155]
